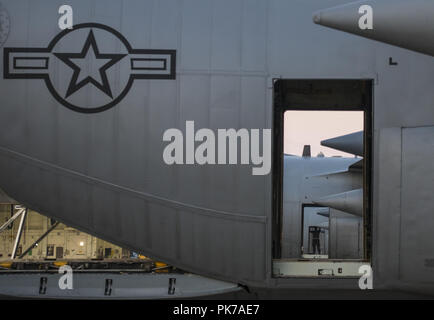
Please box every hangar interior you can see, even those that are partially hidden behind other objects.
[0,204,168,273]
[0,202,242,299]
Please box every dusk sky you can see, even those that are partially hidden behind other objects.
[284,111,364,158]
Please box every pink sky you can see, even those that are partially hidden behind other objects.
[284,111,364,158]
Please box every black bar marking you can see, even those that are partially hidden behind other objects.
[13,57,49,70]
[131,58,167,71]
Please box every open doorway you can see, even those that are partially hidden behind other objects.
[272,80,372,277]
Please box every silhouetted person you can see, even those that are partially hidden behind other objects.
[311,227,321,254]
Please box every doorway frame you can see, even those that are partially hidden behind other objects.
[271,79,373,266]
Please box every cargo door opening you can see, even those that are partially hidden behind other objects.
[272,80,372,278]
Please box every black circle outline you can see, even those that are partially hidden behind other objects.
[0,3,11,48]
[46,23,136,114]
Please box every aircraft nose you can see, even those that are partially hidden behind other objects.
[312,11,322,24]
[312,0,434,57]
[311,2,362,30]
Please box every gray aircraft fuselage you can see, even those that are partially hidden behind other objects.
[282,154,362,259]
[1,0,434,296]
